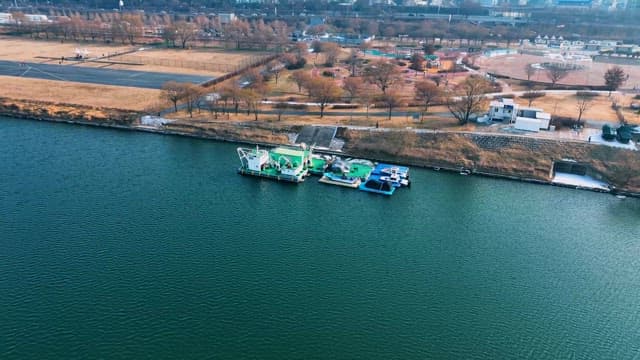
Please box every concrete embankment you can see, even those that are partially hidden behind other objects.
[2,98,639,196]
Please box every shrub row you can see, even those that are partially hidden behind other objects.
[272,103,308,110]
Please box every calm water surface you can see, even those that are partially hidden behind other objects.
[1,117,640,359]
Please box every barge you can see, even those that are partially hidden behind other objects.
[237,145,312,183]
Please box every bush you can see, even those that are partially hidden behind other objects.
[551,116,579,129]
[634,94,640,100]
[576,91,599,98]
[285,57,307,70]
[273,103,308,110]
[520,91,546,102]
[396,61,407,66]
[332,104,359,109]
[322,70,335,78]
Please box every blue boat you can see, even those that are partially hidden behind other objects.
[358,178,396,195]
[371,163,410,187]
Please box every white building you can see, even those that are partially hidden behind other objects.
[488,98,551,132]
[217,13,237,24]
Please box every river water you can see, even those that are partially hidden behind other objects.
[1,117,639,359]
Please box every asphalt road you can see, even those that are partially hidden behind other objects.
[0,60,214,89]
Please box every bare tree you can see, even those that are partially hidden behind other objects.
[162,23,177,47]
[359,84,377,120]
[161,81,186,112]
[576,95,593,125]
[545,65,570,88]
[346,48,360,77]
[265,59,284,85]
[271,20,290,52]
[273,103,287,121]
[183,84,205,118]
[342,77,362,103]
[409,53,425,72]
[414,80,442,121]
[525,63,537,81]
[362,59,401,94]
[290,70,311,95]
[220,82,242,114]
[322,42,341,67]
[359,41,372,55]
[307,77,342,118]
[377,91,404,121]
[243,68,264,89]
[240,89,261,121]
[447,76,491,125]
[171,21,199,49]
[604,66,628,96]
[225,19,250,49]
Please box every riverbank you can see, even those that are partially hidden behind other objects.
[2,97,639,197]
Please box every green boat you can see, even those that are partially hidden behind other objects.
[308,154,332,176]
[237,145,312,183]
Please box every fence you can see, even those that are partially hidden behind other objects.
[593,56,640,66]
[113,54,271,74]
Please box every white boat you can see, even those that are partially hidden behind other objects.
[379,173,410,187]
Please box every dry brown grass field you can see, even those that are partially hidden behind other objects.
[516,93,615,122]
[0,37,268,76]
[0,37,134,62]
[477,53,640,89]
[0,76,161,111]
[108,48,269,76]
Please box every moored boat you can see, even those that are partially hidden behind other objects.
[319,173,361,188]
[359,178,396,195]
[371,163,411,187]
[308,154,333,176]
[237,145,312,183]
[318,158,374,189]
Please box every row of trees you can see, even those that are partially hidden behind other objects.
[11,11,291,50]
[161,55,494,125]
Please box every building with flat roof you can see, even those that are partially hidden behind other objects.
[488,98,551,132]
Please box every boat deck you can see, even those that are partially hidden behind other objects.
[238,168,305,183]
[309,157,328,175]
[372,163,410,177]
[345,162,374,180]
